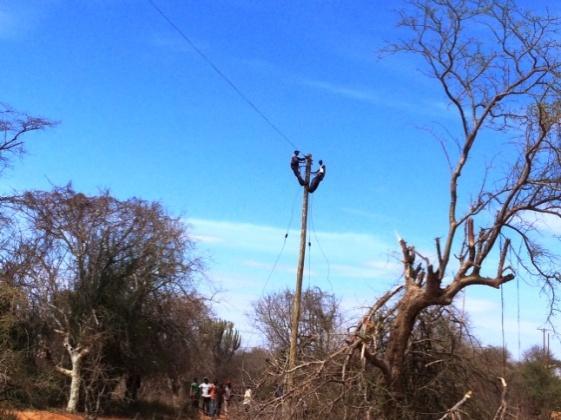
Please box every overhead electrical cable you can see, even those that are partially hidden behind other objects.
[147,0,298,150]
[285,188,300,234]
[517,275,521,360]
[515,240,523,360]
[307,234,312,290]
[260,188,300,297]
[460,289,466,340]
[309,195,333,292]
[498,236,508,376]
[500,281,506,377]
[260,235,288,298]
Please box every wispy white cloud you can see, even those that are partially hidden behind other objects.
[192,234,224,244]
[525,212,561,235]
[297,77,453,118]
[340,207,397,223]
[463,297,499,314]
[190,218,298,255]
[189,217,394,260]
[192,218,557,354]
[458,290,560,358]
[242,259,297,275]
[300,79,382,104]
[189,217,401,345]
[331,259,401,279]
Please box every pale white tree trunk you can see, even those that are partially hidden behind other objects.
[66,350,85,412]
[56,333,90,413]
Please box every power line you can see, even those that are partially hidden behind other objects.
[309,195,333,292]
[499,236,507,375]
[259,234,288,298]
[285,188,300,234]
[259,188,300,297]
[516,274,521,360]
[307,234,311,290]
[500,282,506,376]
[147,0,298,150]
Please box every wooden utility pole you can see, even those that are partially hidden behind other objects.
[538,327,551,366]
[284,151,325,418]
[287,154,312,392]
[538,327,547,353]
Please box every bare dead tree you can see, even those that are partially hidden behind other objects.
[0,103,53,172]
[270,0,561,417]
[352,0,561,395]
[253,287,342,362]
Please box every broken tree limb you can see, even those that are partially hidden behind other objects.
[492,377,508,420]
[438,391,472,420]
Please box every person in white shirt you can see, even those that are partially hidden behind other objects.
[199,377,211,415]
[243,387,252,412]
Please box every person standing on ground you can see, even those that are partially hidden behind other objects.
[209,379,218,418]
[243,387,252,412]
[199,377,211,415]
[216,382,224,416]
[189,377,200,411]
[223,381,233,416]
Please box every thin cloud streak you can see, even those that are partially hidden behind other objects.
[301,79,382,104]
[189,217,394,259]
[192,234,224,244]
[298,77,454,118]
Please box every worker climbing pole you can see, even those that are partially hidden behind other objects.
[286,150,326,409]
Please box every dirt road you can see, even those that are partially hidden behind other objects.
[14,411,126,420]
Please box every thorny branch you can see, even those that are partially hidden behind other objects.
[265,1,561,417]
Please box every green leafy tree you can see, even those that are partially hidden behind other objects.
[511,346,561,418]
[15,186,200,412]
[200,319,241,379]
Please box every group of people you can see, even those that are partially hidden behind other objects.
[189,377,252,418]
[290,150,326,193]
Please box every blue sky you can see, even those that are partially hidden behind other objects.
[1,0,559,357]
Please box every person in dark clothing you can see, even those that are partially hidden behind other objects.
[189,377,200,410]
[216,383,224,416]
[274,383,284,399]
[223,381,233,416]
[309,160,326,193]
[290,150,306,186]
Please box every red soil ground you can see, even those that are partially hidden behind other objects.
[15,412,82,420]
[14,411,126,420]
[13,410,230,419]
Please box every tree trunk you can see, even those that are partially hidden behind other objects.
[66,351,84,413]
[385,289,430,392]
[55,335,90,413]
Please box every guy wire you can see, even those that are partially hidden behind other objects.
[309,195,333,292]
[260,188,300,297]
